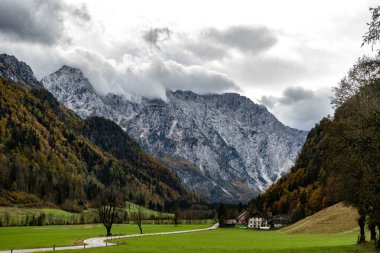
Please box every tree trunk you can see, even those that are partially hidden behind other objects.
[358,214,366,243]
[138,223,143,234]
[369,223,376,241]
[106,226,112,236]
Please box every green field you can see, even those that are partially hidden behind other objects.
[48,228,376,253]
[109,229,373,253]
[0,224,209,250]
[0,224,377,253]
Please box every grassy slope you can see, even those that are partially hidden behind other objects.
[282,203,359,234]
[0,224,209,250]
[125,202,173,218]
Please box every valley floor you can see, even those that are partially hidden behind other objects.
[0,224,377,253]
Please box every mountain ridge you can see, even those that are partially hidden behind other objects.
[42,64,308,202]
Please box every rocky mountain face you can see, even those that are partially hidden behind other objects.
[0,54,42,88]
[42,66,308,202]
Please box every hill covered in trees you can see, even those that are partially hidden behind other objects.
[248,117,338,221]
[0,58,192,211]
[248,55,380,230]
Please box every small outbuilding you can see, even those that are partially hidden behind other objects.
[223,219,237,227]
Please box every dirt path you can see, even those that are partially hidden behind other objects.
[0,223,219,253]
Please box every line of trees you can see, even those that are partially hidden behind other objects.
[248,6,380,249]
[330,6,380,247]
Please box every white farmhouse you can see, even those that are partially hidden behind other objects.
[248,210,268,229]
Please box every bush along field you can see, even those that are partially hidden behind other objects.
[0,203,215,227]
[0,201,175,227]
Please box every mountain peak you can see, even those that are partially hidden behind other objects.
[42,66,309,202]
[57,65,83,75]
[41,66,114,119]
[0,53,42,88]
[42,65,93,92]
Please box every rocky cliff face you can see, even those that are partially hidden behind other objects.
[0,54,42,88]
[42,66,308,202]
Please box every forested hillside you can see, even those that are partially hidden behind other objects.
[249,56,380,224]
[248,117,338,221]
[0,77,190,210]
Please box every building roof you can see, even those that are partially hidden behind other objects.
[250,210,265,218]
[236,210,248,220]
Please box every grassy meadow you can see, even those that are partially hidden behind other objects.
[58,228,376,253]
[0,224,210,250]
[0,223,377,253]
[0,203,376,253]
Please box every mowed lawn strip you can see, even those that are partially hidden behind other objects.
[0,224,209,250]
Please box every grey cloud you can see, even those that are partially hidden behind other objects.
[0,0,63,44]
[161,36,228,65]
[164,25,278,64]
[184,42,227,60]
[205,26,277,54]
[148,59,240,95]
[259,87,332,130]
[62,49,239,100]
[0,0,91,45]
[143,27,171,49]
[259,95,277,108]
[280,86,314,105]
[260,86,317,108]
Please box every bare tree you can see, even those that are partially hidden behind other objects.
[137,206,143,234]
[96,186,124,236]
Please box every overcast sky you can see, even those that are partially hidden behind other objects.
[0,0,377,130]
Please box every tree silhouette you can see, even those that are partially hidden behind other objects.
[96,186,124,236]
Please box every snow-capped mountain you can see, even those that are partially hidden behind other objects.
[42,66,308,202]
[0,54,42,88]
